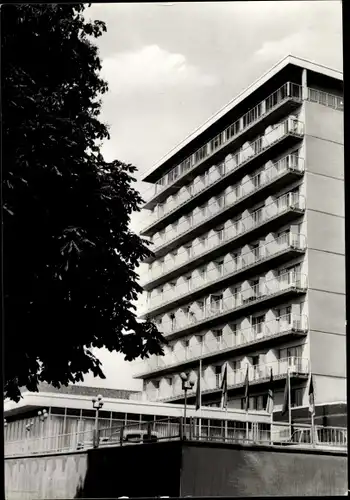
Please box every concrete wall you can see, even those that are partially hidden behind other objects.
[180,442,347,497]
[6,441,346,498]
[5,451,88,500]
[304,101,345,404]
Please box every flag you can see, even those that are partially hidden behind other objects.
[308,374,315,416]
[281,368,290,416]
[265,367,274,414]
[243,365,249,412]
[220,363,228,409]
[195,360,202,411]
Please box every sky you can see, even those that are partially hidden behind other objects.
[81,1,343,391]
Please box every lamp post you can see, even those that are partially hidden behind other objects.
[38,409,48,452]
[92,394,104,448]
[180,372,195,439]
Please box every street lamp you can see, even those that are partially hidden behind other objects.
[179,372,195,438]
[92,394,104,448]
[38,409,48,451]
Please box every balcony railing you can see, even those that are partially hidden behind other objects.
[148,272,307,337]
[141,85,342,209]
[134,313,308,377]
[4,418,346,457]
[146,356,309,402]
[143,233,306,316]
[142,119,304,236]
[145,181,304,267]
[142,82,301,207]
[141,191,305,298]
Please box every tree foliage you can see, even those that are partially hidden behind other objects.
[2,4,164,402]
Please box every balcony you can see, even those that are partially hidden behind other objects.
[141,119,304,237]
[144,174,304,268]
[142,82,303,210]
[141,154,304,278]
[142,193,305,293]
[134,313,308,378]
[142,233,306,317]
[149,272,308,340]
[142,85,342,211]
[146,356,309,403]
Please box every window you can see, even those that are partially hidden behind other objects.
[278,264,301,284]
[199,266,207,280]
[251,136,263,155]
[291,388,303,407]
[210,293,223,313]
[185,213,193,227]
[195,145,207,164]
[170,313,176,331]
[252,169,262,189]
[197,335,203,344]
[180,157,192,174]
[167,377,173,386]
[213,329,223,344]
[252,315,265,335]
[172,220,179,233]
[277,305,292,323]
[210,133,223,152]
[158,203,165,217]
[158,286,164,299]
[197,300,205,315]
[168,166,179,184]
[251,355,259,366]
[154,380,160,389]
[217,195,225,209]
[277,229,290,246]
[184,339,190,348]
[200,233,208,248]
[226,120,240,141]
[170,282,176,292]
[159,229,166,241]
[200,171,209,186]
[232,216,241,233]
[252,205,264,225]
[243,103,262,128]
[200,204,208,218]
[215,259,224,276]
[231,250,240,269]
[186,274,192,291]
[185,244,193,259]
[171,249,178,261]
[251,242,260,261]
[215,365,222,387]
[217,162,225,176]
[216,227,224,242]
[279,345,302,361]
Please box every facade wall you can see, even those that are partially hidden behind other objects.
[304,101,345,404]
[139,69,344,413]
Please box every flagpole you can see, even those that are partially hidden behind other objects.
[198,359,202,440]
[287,366,292,440]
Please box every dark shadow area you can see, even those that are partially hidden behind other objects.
[75,441,182,498]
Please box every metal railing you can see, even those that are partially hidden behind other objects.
[5,417,346,457]
[142,82,302,205]
[141,154,304,285]
[146,271,307,336]
[147,356,310,402]
[141,191,305,298]
[144,119,303,241]
[140,84,342,207]
[144,232,306,314]
[134,313,308,377]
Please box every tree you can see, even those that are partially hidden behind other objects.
[2,4,165,402]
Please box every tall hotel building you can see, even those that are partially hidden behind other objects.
[135,56,345,416]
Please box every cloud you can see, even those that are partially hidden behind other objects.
[101,44,219,94]
[254,23,343,71]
